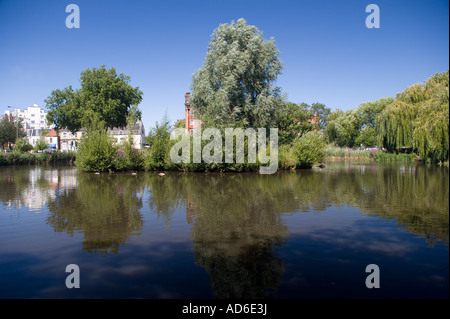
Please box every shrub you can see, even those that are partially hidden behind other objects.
[75,129,117,172]
[374,150,417,162]
[15,137,33,153]
[49,151,76,164]
[0,153,7,166]
[115,135,144,171]
[4,151,35,165]
[35,152,50,164]
[34,138,47,152]
[278,144,297,170]
[292,131,327,168]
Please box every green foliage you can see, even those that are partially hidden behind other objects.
[376,70,449,163]
[330,110,361,148]
[49,151,76,164]
[190,18,284,129]
[292,131,327,168]
[374,150,417,162]
[0,152,7,165]
[276,102,316,145]
[115,135,145,171]
[326,98,392,148]
[75,129,118,172]
[278,144,297,170]
[145,114,173,171]
[46,65,143,132]
[300,102,331,130]
[15,137,33,153]
[355,126,377,148]
[174,119,185,129]
[324,145,372,159]
[0,151,76,166]
[0,117,25,148]
[34,138,47,151]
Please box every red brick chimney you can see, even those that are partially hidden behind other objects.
[185,91,190,108]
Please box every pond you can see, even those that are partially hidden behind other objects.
[0,162,448,299]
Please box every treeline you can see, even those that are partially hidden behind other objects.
[32,18,448,172]
[376,70,449,163]
[0,151,76,166]
[325,70,449,164]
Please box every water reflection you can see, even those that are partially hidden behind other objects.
[0,163,448,298]
[46,173,145,254]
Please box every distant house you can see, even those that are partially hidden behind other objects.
[59,129,85,152]
[26,129,42,148]
[45,129,59,150]
[26,128,59,150]
[57,120,146,152]
[109,120,146,149]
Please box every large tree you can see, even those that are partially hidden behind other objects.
[276,102,316,145]
[300,102,331,130]
[376,70,449,162]
[189,18,284,129]
[0,117,25,149]
[45,65,143,132]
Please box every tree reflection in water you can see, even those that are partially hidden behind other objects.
[46,172,145,254]
[2,162,447,297]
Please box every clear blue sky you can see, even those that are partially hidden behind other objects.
[0,0,448,131]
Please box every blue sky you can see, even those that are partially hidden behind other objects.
[0,0,448,131]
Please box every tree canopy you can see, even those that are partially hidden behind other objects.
[0,117,25,149]
[376,70,449,162]
[189,18,285,129]
[276,102,317,145]
[325,97,393,148]
[45,65,143,133]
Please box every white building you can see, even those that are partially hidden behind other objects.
[5,104,50,131]
[109,120,146,149]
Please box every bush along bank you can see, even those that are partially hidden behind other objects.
[73,128,329,173]
[0,151,76,166]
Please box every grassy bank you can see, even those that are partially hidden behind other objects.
[324,146,372,161]
[0,151,76,166]
[324,145,418,163]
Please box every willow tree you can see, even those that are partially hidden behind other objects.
[412,71,449,162]
[376,70,449,162]
[189,18,285,129]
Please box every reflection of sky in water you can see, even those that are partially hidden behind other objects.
[0,164,448,299]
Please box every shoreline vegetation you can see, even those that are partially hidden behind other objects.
[1,144,447,171]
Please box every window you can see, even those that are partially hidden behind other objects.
[49,138,53,143]
[63,133,67,138]
[31,114,35,117]
[31,120,35,124]
[190,119,194,126]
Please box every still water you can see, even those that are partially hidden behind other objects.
[0,163,448,299]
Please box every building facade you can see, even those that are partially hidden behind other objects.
[59,129,85,152]
[109,120,146,149]
[4,104,50,131]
